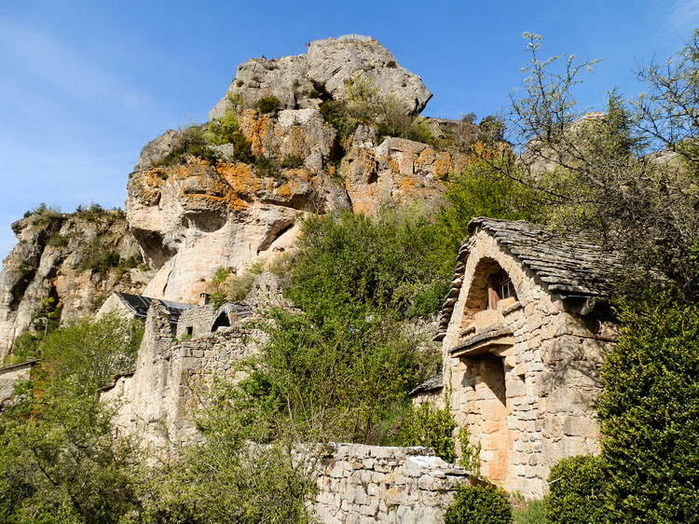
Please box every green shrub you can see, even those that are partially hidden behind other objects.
[255,95,282,114]
[206,112,255,163]
[23,202,61,220]
[84,250,121,274]
[544,455,606,524]
[319,99,360,140]
[393,403,456,462]
[239,307,430,443]
[154,124,220,166]
[254,155,282,178]
[0,315,145,523]
[289,209,458,320]
[143,380,316,523]
[281,154,305,169]
[47,233,69,247]
[444,482,513,524]
[597,298,699,523]
[439,156,546,243]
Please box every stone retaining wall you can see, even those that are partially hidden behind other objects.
[311,443,471,523]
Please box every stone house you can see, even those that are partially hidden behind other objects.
[426,217,618,497]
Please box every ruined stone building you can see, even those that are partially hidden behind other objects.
[416,217,618,497]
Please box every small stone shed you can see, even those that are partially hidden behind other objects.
[432,217,618,497]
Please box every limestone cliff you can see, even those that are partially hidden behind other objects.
[0,34,476,351]
[0,209,153,357]
[128,35,471,304]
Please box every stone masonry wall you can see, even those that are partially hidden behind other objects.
[102,301,263,449]
[310,443,471,524]
[176,305,217,339]
[0,361,34,405]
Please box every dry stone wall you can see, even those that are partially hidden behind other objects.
[310,443,471,524]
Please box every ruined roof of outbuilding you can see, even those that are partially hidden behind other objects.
[435,217,618,341]
[409,374,444,397]
[116,292,193,319]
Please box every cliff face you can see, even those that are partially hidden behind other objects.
[0,34,473,351]
[127,35,469,303]
[0,209,153,357]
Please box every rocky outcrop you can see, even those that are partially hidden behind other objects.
[341,128,468,214]
[127,115,349,302]
[126,37,469,304]
[0,209,153,358]
[210,35,431,120]
[1,35,471,350]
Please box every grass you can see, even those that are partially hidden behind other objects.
[513,499,547,524]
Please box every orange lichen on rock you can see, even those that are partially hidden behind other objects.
[433,152,453,179]
[398,176,419,191]
[416,147,436,166]
[241,110,272,156]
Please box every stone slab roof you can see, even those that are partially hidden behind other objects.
[116,292,193,319]
[435,217,617,341]
[409,374,444,396]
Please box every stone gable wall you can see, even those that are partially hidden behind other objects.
[443,231,616,497]
[176,305,217,339]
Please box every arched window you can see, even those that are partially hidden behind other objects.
[211,311,231,332]
[488,269,515,309]
[462,258,517,327]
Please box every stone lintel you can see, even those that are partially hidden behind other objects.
[449,327,514,358]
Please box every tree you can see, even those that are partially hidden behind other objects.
[0,315,144,523]
[597,298,699,523]
[508,32,699,302]
[139,379,315,524]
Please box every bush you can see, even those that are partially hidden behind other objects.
[255,95,282,114]
[142,379,316,523]
[289,209,458,320]
[83,250,121,274]
[240,307,430,443]
[254,155,282,178]
[205,112,254,163]
[280,154,305,169]
[154,124,220,166]
[393,403,456,462]
[319,99,360,140]
[0,315,145,523]
[47,233,69,247]
[597,298,699,522]
[544,456,606,524]
[444,482,513,524]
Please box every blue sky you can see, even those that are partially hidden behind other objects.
[0,0,697,261]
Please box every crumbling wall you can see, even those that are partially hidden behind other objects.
[102,300,263,449]
[176,305,217,339]
[0,361,34,406]
[310,443,471,524]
